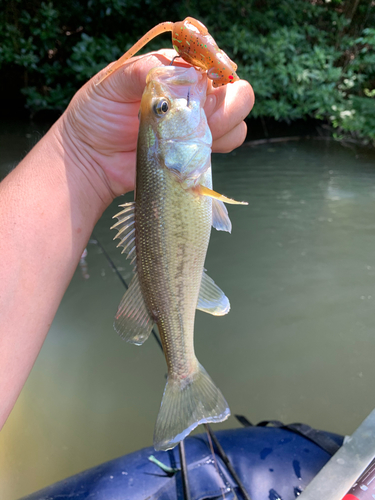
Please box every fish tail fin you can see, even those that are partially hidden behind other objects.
[153,363,230,451]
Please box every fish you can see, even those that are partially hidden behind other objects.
[111,65,246,451]
[97,17,239,87]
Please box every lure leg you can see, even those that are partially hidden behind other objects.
[97,22,174,85]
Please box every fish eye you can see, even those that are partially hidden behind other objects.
[153,99,169,116]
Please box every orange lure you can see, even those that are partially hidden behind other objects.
[97,17,239,87]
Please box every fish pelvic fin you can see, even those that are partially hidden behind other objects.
[197,271,230,316]
[114,274,154,345]
[195,185,248,205]
[153,363,230,451]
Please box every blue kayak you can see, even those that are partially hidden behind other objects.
[21,420,343,500]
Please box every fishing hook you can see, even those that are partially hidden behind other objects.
[169,55,181,66]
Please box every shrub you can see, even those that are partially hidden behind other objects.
[0,0,374,143]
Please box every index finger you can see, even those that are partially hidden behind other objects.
[205,80,255,142]
[94,49,191,102]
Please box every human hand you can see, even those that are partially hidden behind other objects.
[57,49,254,202]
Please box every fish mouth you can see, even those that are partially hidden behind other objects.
[145,66,207,107]
[146,65,200,85]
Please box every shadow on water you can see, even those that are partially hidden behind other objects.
[1,119,375,499]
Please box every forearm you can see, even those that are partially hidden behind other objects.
[0,117,111,429]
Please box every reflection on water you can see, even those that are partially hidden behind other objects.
[1,124,375,499]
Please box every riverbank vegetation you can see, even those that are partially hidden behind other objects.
[1,0,374,143]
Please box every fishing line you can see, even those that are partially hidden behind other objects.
[92,234,192,497]
[92,233,253,500]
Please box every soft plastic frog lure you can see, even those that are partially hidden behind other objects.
[97,17,239,87]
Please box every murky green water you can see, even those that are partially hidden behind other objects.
[1,121,375,499]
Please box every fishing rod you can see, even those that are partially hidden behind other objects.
[92,233,253,500]
[92,234,191,498]
[179,439,192,500]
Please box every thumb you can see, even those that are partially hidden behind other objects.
[93,49,191,103]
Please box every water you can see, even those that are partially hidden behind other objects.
[1,122,375,499]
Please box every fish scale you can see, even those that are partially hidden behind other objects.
[111,65,245,451]
[136,153,211,377]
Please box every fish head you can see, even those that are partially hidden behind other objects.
[139,66,212,185]
[140,66,208,139]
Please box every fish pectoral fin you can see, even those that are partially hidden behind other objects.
[197,271,230,316]
[195,185,248,205]
[114,274,154,345]
[153,363,230,451]
[212,198,232,233]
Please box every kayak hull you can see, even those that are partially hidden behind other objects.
[21,425,344,500]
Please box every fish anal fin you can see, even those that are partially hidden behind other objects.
[212,198,232,233]
[153,363,230,451]
[197,271,230,316]
[114,274,154,345]
[195,185,248,205]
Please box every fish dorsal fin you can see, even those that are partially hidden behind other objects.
[212,198,232,233]
[197,271,230,316]
[195,185,248,205]
[114,274,154,345]
[111,202,137,268]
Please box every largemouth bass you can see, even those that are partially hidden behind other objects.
[112,66,245,451]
